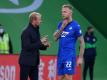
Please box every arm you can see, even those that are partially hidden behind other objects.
[21,31,47,51]
[74,23,85,65]
[77,36,85,65]
[78,36,85,58]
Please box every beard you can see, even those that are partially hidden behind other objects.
[62,15,68,19]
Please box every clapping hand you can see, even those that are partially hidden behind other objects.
[41,35,50,47]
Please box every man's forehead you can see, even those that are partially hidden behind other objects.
[29,12,41,18]
[36,15,41,19]
[62,7,71,11]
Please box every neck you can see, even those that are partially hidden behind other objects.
[32,23,35,27]
[66,16,72,23]
[31,22,38,28]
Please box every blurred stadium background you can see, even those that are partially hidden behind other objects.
[0,0,107,80]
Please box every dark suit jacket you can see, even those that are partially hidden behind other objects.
[19,23,47,66]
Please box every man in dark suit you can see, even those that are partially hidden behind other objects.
[19,12,50,80]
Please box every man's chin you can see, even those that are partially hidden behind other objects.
[62,17,67,19]
[34,24,40,27]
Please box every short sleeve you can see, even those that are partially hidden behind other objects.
[75,24,82,37]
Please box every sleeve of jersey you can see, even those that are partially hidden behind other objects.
[75,24,82,37]
[56,22,62,31]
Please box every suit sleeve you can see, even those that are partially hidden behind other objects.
[39,45,47,50]
[21,30,47,51]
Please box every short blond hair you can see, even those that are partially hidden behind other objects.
[29,12,41,22]
[62,4,73,10]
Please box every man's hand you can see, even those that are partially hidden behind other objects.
[41,35,50,47]
[53,19,69,41]
[53,31,60,41]
[77,57,83,66]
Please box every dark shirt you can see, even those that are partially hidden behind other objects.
[84,32,97,59]
[19,23,47,66]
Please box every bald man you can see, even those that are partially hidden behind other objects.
[19,12,50,80]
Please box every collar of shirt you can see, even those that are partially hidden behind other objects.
[29,23,39,30]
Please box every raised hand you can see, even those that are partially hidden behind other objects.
[41,35,50,47]
[53,19,69,41]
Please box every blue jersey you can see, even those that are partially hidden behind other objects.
[57,20,82,58]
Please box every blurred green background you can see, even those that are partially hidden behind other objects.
[0,0,107,80]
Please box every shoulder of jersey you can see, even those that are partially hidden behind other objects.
[71,20,80,27]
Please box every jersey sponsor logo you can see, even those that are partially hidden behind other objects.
[61,31,69,37]
[0,0,43,13]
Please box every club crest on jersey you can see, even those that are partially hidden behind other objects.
[69,27,72,30]
[61,31,69,37]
